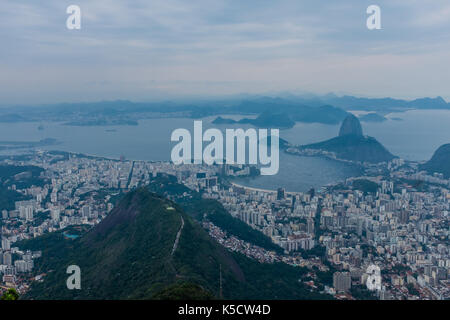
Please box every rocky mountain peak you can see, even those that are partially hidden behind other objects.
[338,114,363,137]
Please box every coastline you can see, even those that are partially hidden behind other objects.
[230,181,303,196]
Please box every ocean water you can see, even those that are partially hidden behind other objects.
[231,152,360,193]
[364,110,450,161]
[0,109,449,192]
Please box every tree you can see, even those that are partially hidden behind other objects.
[406,283,420,296]
[1,288,19,300]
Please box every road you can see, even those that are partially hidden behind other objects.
[171,215,184,256]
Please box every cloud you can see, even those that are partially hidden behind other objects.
[414,5,450,27]
[0,0,449,104]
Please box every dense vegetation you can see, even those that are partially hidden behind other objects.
[0,164,45,211]
[406,283,420,296]
[0,187,28,211]
[146,174,282,253]
[152,282,215,300]
[350,285,377,300]
[0,165,45,188]
[1,288,19,300]
[352,179,379,194]
[22,188,331,300]
[301,115,395,163]
[303,134,395,163]
[183,198,283,254]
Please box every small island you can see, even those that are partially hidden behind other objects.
[359,113,387,122]
[212,112,295,129]
[64,119,138,126]
[211,116,238,124]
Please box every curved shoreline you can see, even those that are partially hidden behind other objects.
[230,182,302,195]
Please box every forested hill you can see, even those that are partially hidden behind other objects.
[22,187,331,300]
[420,143,450,178]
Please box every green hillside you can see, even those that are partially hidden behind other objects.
[0,165,45,211]
[300,114,395,163]
[147,174,283,253]
[303,134,395,163]
[22,188,330,300]
[420,143,450,178]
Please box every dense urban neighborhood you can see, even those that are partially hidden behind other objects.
[1,150,449,300]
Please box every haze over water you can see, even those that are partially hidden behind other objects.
[1,109,449,192]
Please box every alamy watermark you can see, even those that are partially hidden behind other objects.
[65,4,380,31]
[366,264,382,291]
[367,5,381,30]
[66,265,81,290]
[171,121,279,175]
[66,5,81,30]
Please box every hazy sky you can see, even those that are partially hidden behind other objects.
[1,0,450,105]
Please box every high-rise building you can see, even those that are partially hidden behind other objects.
[51,208,60,222]
[81,205,91,218]
[399,210,410,224]
[25,206,34,221]
[3,251,12,266]
[333,272,351,292]
[277,188,285,200]
[15,260,29,273]
[1,238,11,250]
[51,192,58,203]
[307,218,315,235]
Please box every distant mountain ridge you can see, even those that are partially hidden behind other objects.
[358,113,387,123]
[298,95,449,111]
[3,94,447,126]
[213,112,296,128]
[3,94,449,114]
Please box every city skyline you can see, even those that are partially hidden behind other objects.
[1,0,449,305]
